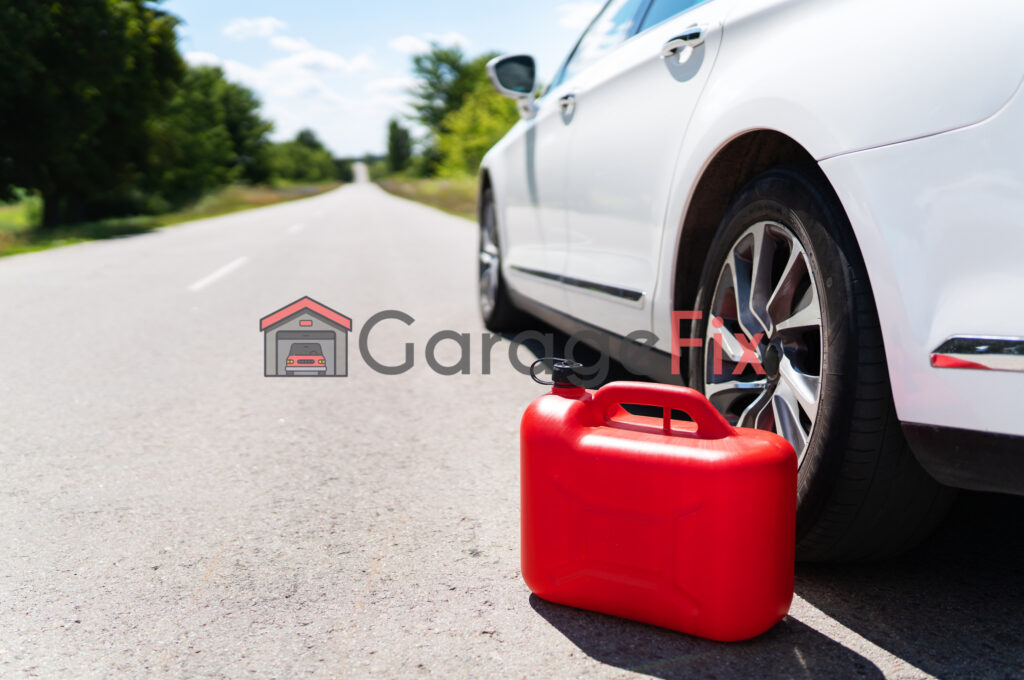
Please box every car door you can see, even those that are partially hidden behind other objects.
[501,0,650,310]
[499,79,573,309]
[561,0,731,338]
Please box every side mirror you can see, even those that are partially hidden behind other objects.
[487,54,537,119]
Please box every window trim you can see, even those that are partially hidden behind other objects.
[547,0,656,93]
[635,0,714,37]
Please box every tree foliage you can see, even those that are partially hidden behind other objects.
[437,80,518,177]
[386,119,412,173]
[266,131,338,183]
[144,65,273,209]
[0,0,184,227]
[407,45,499,172]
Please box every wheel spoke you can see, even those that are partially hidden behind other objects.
[778,355,820,426]
[772,379,809,453]
[728,245,767,341]
[766,248,813,334]
[748,226,775,335]
[737,388,774,429]
[704,378,768,418]
[706,318,747,364]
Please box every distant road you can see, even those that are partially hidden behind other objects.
[353,160,369,183]
[0,183,1019,679]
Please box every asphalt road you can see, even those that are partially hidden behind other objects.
[1,176,1021,679]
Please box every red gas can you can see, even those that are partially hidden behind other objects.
[521,368,797,642]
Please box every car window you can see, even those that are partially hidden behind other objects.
[638,0,707,32]
[559,0,649,84]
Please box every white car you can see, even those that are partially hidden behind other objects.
[480,0,1024,560]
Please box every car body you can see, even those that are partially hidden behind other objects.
[480,0,1024,559]
[286,342,326,374]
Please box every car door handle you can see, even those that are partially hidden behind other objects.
[559,93,576,116]
[661,24,706,58]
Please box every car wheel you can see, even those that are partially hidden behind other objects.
[689,166,954,561]
[479,187,527,332]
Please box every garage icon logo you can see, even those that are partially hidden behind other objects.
[260,297,351,377]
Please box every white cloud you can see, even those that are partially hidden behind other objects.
[184,51,223,67]
[388,35,430,55]
[223,16,287,39]
[269,35,313,52]
[388,31,471,55]
[183,43,391,155]
[556,2,602,31]
[366,77,416,93]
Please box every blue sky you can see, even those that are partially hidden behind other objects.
[162,0,603,157]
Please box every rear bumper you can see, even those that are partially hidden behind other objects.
[903,424,1024,495]
[820,78,1024,439]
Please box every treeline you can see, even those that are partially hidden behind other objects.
[0,1,351,229]
[381,45,520,179]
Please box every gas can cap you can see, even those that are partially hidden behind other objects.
[530,357,584,387]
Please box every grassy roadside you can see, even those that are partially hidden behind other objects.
[0,182,341,258]
[377,176,478,220]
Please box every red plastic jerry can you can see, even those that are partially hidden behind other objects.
[521,362,797,642]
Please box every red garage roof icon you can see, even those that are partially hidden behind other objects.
[260,296,352,331]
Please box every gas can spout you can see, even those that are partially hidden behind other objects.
[530,358,587,397]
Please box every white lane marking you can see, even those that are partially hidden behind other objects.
[313,210,325,217]
[288,223,305,235]
[187,256,249,292]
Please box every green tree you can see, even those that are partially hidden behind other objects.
[437,80,518,177]
[144,65,272,208]
[295,128,327,152]
[334,158,355,183]
[0,0,184,227]
[407,45,497,172]
[266,130,337,183]
[386,119,412,174]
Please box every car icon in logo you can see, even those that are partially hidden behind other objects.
[285,342,327,376]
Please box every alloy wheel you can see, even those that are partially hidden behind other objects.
[479,200,500,320]
[703,220,823,463]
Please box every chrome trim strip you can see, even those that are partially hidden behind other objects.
[930,336,1024,373]
[509,265,645,303]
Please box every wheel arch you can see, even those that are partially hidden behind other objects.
[670,130,863,380]
[477,168,493,223]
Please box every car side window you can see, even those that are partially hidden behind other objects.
[638,0,706,32]
[559,0,649,84]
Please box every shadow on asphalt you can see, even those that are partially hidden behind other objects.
[795,491,1024,679]
[529,493,1023,679]
[530,593,885,679]
[510,320,1024,678]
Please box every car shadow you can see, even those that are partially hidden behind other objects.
[795,491,1024,679]
[529,594,884,679]
[528,492,1023,679]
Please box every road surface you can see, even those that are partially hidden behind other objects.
[0,178,1021,679]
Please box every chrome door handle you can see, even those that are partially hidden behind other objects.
[661,24,706,57]
[559,93,576,116]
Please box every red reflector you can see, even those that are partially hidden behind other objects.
[299,320,313,327]
[930,353,989,370]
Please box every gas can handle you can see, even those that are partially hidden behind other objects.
[591,382,734,439]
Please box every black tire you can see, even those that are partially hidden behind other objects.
[478,187,528,332]
[688,166,954,561]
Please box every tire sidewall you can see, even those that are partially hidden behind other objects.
[688,168,863,540]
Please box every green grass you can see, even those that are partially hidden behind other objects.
[377,176,478,220]
[0,182,340,258]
